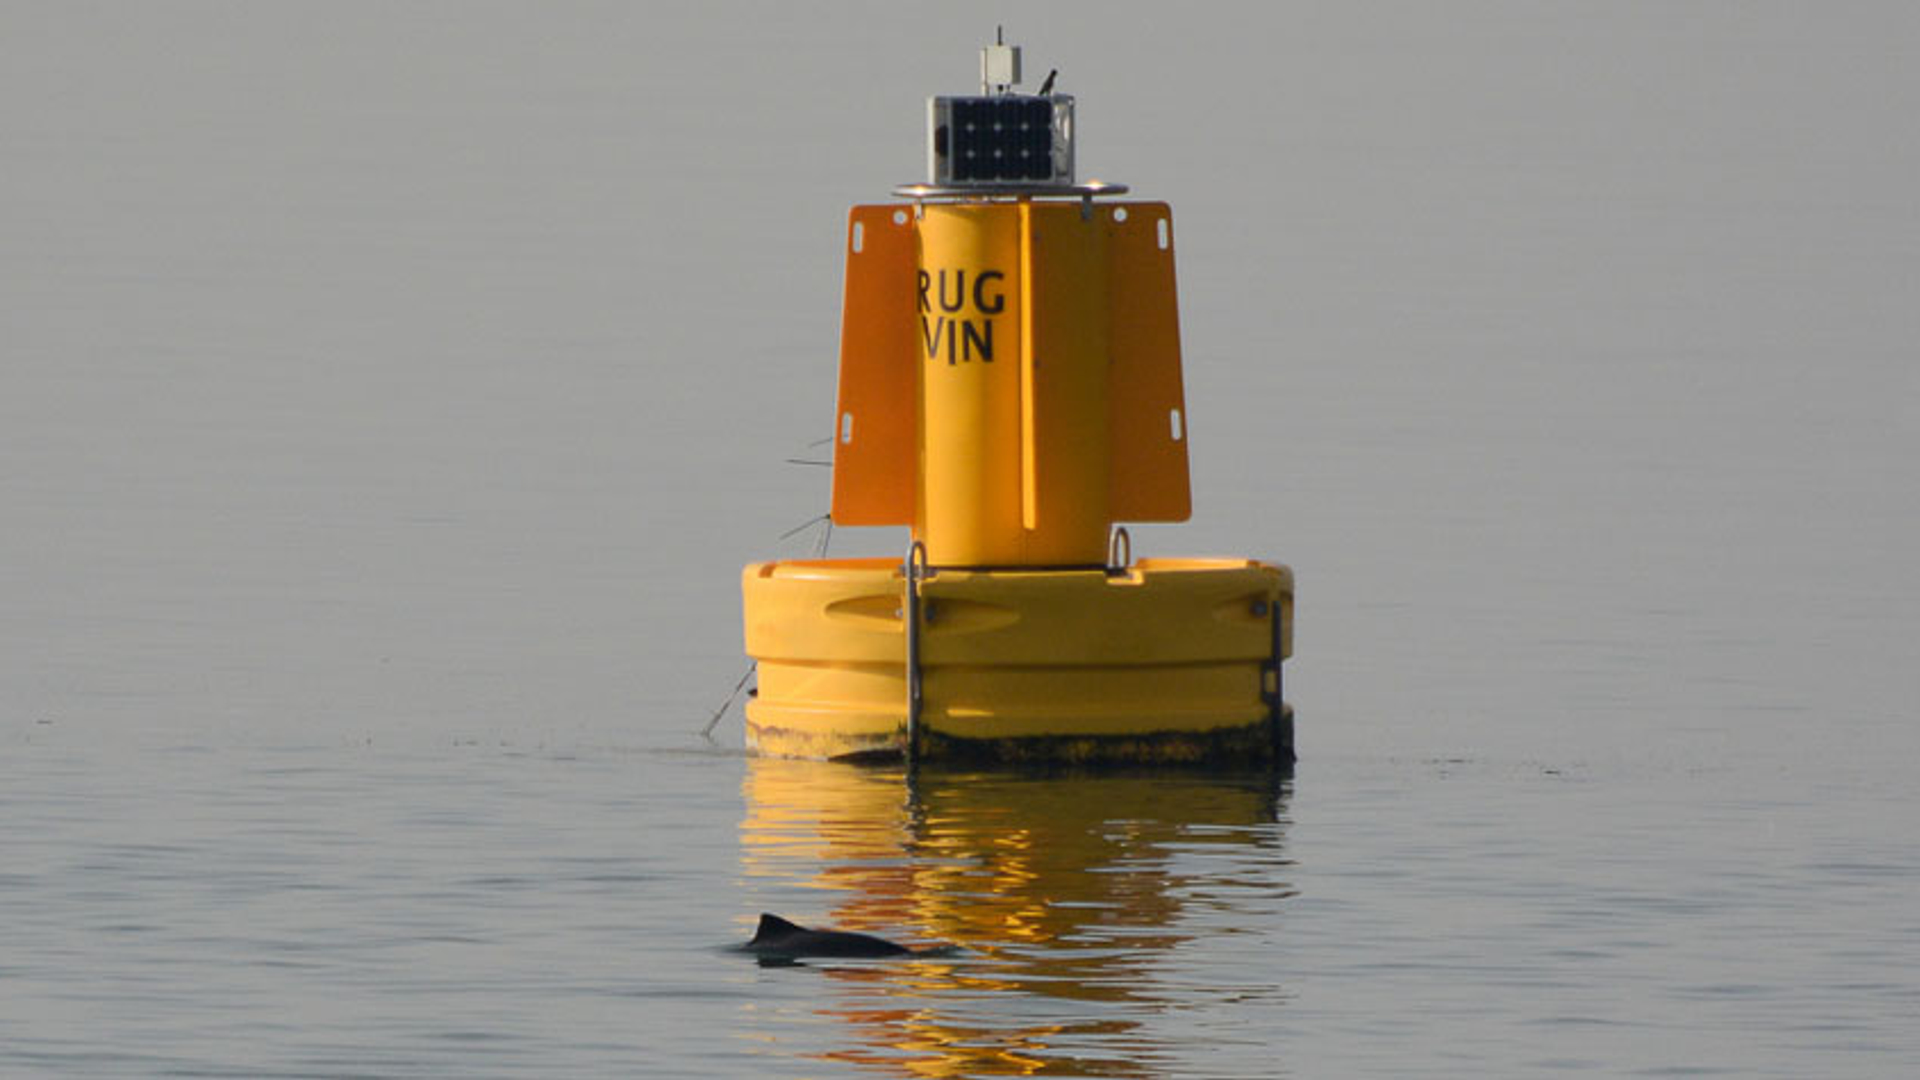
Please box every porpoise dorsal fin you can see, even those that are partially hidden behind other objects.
[751,913,804,944]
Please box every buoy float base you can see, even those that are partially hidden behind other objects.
[742,557,1293,764]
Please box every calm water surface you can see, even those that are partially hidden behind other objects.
[3,742,1914,1076]
[4,4,1917,1077]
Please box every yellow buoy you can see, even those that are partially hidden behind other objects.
[741,38,1293,764]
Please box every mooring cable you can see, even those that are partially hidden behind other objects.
[700,663,756,741]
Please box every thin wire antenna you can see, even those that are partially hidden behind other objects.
[709,435,835,742]
[701,662,756,740]
[779,513,831,541]
[785,435,835,467]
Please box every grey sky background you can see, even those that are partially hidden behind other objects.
[3,3,1914,761]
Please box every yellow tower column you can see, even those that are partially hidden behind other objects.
[916,202,1112,567]
[916,205,1023,565]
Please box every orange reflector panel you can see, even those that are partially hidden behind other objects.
[1107,202,1191,522]
[830,205,919,525]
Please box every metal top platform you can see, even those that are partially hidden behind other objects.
[892,180,1129,201]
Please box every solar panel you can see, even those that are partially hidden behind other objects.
[928,95,1074,187]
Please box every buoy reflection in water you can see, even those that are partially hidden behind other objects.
[739,760,1296,1076]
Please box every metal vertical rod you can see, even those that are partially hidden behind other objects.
[904,541,929,763]
[1268,591,1295,766]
